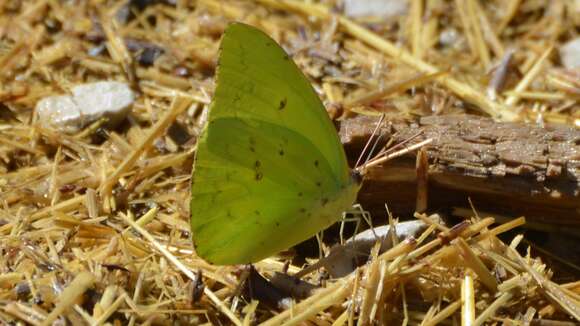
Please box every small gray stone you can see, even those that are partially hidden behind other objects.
[321,220,428,277]
[439,28,461,47]
[560,37,580,69]
[344,0,408,19]
[295,217,440,278]
[36,81,134,133]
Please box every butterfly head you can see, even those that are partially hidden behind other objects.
[350,169,363,186]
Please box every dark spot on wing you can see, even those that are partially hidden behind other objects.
[321,197,329,206]
[279,149,284,156]
[275,222,280,227]
[254,210,260,215]
[314,160,319,167]
[283,55,289,61]
[316,181,322,187]
[299,208,306,213]
[249,137,256,152]
[278,98,287,110]
[254,161,262,181]
[298,192,303,197]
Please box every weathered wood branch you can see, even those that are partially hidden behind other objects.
[339,115,580,228]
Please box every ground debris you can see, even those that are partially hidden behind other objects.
[1,0,579,325]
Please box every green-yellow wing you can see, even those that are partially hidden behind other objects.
[190,23,360,265]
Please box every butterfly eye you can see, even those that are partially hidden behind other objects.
[351,170,363,185]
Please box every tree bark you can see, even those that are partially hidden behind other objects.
[339,114,580,230]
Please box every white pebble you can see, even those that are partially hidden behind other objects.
[36,81,134,133]
[439,28,461,47]
[296,218,440,278]
[344,0,408,19]
[560,37,580,69]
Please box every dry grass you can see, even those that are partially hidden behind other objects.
[1,0,579,324]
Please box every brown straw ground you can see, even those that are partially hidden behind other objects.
[1,0,579,324]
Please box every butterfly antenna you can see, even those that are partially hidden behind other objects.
[354,114,386,169]
[358,135,433,173]
[371,130,423,162]
[362,127,386,172]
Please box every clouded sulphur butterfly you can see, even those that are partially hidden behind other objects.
[190,23,361,265]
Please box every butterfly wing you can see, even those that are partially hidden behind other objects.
[190,23,359,265]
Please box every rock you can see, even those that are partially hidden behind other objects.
[295,217,440,278]
[320,221,428,277]
[439,28,461,47]
[559,37,580,69]
[343,0,408,19]
[36,81,134,133]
